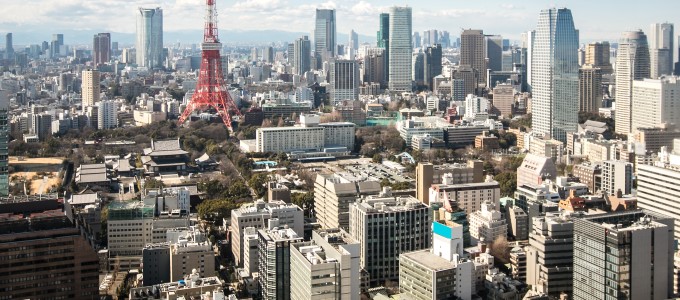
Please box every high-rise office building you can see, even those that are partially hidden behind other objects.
[584,42,613,74]
[363,48,386,88]
[531,8,579,142]
[388,6,413,92]
[486,35,503,72]
[293,36,311,76]
[412,52,425,86]
[649,23,674,78]
[314,9,336,69]
[578,65,603,112]
[461,29,487,88]
[572,210,674,300]
[424,44,442,89]
[615,30,650,135]
[263,46,274,63]
[377,13,389,48]
[350,194,430,286]
[412,32,421,48]
[93,33,111,65]
[377,13,390,78]
[51,33,64,57]
[631,76,680,132]
[0,210,100,299]
[258,226,303,300]
[4,33,13,60]
[136,7,163,68]
[637,162,680,241]
[82,69,100,107]
[349,29,358,51]
[0,90,7,196]
[329,59,359,105]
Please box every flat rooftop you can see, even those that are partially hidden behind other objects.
[400,249,456,271]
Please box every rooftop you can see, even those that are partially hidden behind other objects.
[400,249,457,271]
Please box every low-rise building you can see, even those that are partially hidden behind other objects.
[141,138,189,175]
[469,202,508,245]
[429,178,501,214]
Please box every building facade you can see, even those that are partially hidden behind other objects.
[136,7,164,68]
[615,30,650,135]
[531,8,579,142]
[350,195,430,286]
[82,69,100,107]
[388,6,413,92]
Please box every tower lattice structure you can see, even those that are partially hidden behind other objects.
[178,0,240,130]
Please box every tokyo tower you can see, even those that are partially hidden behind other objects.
[178,0,241,131]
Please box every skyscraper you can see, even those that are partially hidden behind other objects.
[293,36,311,76]
[329,60,359,105]
[377,13,389,48]
[584,41,612,73]
[614,30,650,135]
[349,29,358,51]
[631,76,680,132]
[388,6,413,92]
[136,7,163,68]
[0,90,7,196]
[4,33,13,60]
[51,33,64,57]
[531,8,579,142]
[578,65,603,112]
[412,32,421,48]
[424,44,442,89]
[82,69,100,107]
[314,9,336,69]
[93,33,111,65]
[377,13,390,81]
[649,23,674,78]
[486,35,503,72]
[460,29,487,87]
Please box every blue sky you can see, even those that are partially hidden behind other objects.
[2,0,680,44]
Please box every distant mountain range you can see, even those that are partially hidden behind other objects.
[11,29,375,47]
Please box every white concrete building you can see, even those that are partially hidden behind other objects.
[468,202,508,245]
[637,162,680,241]
[632,76,680,132]
[399,221,473,300]
[429,177,501,214]
[464,94,489,119]
[615,30,650,135]
[601,160,633,196]
[229,200,304,267]
[290,229,360,300]
[97,99,118,129]
[314,173,381,230]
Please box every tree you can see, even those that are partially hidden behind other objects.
[248,173,270,198]
[292,191,315,217]
[495,172,517,197]
[197,199,238,226]
[489,235,511,264]
[372,154,383,163]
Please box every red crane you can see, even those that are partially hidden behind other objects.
[178,0,241,131]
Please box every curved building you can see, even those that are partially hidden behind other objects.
[614,30,650,135]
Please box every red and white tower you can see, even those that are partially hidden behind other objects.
[178,0,241,130]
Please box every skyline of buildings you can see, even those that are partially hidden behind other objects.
[6,2,680,300]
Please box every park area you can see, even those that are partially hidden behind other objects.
[9,156,64,195]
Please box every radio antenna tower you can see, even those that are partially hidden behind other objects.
[178,0,241,130]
